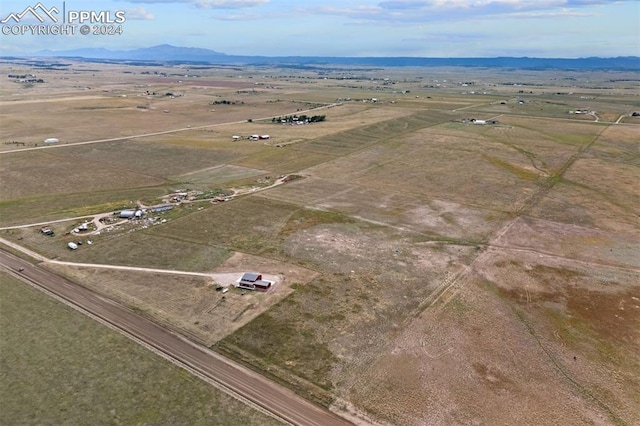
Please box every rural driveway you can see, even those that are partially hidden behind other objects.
[0,249,353,426]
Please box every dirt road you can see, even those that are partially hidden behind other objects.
[0,103,340,155]
[0,249,353,426]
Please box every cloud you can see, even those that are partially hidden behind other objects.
[378,0,626,9]
[212,12,275,20]
[193,0,269,7]
[510,8,598,18]
[126,7,155,19]
[402,32,490,43]
[124,0,269,8]
[313,0,633,23]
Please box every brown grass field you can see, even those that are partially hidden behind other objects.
[1,58,638,425]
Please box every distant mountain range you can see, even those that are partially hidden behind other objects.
[35,44,227,62]
[25,44,640,70]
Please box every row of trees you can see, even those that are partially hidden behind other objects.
[210,99,243,105]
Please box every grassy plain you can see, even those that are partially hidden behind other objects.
[0,272,281,426]
[1,58,638,425]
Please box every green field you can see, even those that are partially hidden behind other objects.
[0,273,282,426]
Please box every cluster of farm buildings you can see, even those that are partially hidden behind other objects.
[459,118,500,125]
[7,73,44,83]
[233,134,270,141]
[53,207,275,292]
[569,109,594,115]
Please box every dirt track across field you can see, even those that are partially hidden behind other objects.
[0,249,353,426]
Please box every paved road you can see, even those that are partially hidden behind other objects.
[0,249,353,426]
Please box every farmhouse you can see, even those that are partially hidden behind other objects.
[238,272,272,291]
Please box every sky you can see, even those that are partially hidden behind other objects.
[0,0,638,58]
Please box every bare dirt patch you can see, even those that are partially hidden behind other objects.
[494,217,640,269]
[213,251,318,285]
[219,219,477,409]
[346,248,639,425]
[304,128,541,212]
[266,175,503,237]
